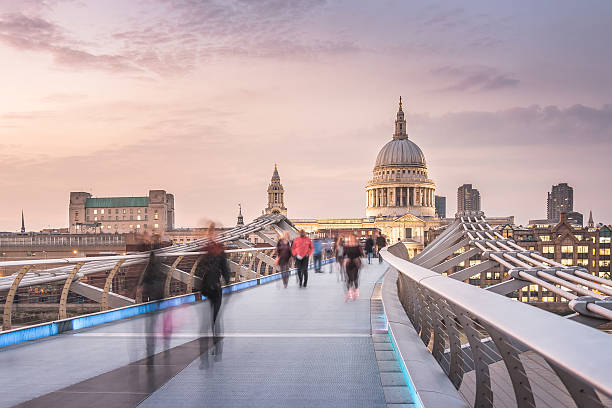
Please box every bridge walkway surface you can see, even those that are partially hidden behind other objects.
[0,261,416,408]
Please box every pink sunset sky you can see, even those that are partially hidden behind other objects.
[1,0,611,231]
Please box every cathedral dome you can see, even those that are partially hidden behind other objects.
[374,138,426,169]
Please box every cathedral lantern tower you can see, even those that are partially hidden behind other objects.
[265,164,287,216]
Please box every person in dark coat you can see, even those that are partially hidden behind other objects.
[139,252,166,362]
[376,235,387,264]
[365,236,374,264]
[141,252,164,302]
[195,223,229,365]
[275,231,293,288]
[344,233,364,301]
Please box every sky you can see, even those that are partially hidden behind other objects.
[0,0,611,231]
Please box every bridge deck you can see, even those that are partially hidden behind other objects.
[0,261,412,407]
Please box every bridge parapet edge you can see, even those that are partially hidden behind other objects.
[381,266,469,408]
[381,246,612,408]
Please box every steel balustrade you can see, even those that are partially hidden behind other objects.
[382,245,612,408]
[382,211,612,408]
[414,211,612,325]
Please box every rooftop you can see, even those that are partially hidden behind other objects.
[85,197,149,208]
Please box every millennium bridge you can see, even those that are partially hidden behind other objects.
[0,212,611,407]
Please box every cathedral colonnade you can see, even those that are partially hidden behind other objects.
[367,186,435,208]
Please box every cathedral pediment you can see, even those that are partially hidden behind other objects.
[394,213,425,223]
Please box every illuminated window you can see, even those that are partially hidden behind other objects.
[101,209,105,214]
[154,224,159,229]
[600,248,611,256]
[154,212,159,220]
[129,224,133,228]
[136,224,141,229]
[576,259,588,266]
[540,235,550,242]
[137,215,141,221]
[138,209,141,214]
[122,209,126,214]
[574,235,583,241]
[600,260,611,267]
[577,246,588,253]
[601,237,611,244]
[542,246,554,254]
[561,259,573,266]
[93,209,98,215]
[542,296,555,302]
[561,245,573,253]
[94,216,98,221]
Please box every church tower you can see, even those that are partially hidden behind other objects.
[237,204,244,226]
[265,164,287,216]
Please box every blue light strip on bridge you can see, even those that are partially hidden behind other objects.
[387,329,424,408]
[71,294,197,331]
[0,322,59,349]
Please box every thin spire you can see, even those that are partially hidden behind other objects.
[588,210,594,227]
[21,210,25,233]
[237,203,244,226]
[393,96,407,140]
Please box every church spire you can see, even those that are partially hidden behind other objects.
[272,163,280,179]
[21,210,25,233]
[588,210,594,228]
[265,164,287,216]
[237,204,244,226]
[393,96,407,140]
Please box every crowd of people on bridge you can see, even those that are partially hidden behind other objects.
[135,226,389,366]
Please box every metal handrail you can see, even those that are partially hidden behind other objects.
[0,247,276,268]
[381,247,612,398]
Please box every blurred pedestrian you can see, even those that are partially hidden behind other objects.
[313,238,323,273]
[334,236,345,280]
[376,234,387,264]
[291,229,313,287]
[195,223,230,364]
[139,251,167,362]
[275,231,292,288]
[344,233,363,301]
[365,236,374,264]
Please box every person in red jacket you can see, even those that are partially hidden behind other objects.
[291,229,313,287]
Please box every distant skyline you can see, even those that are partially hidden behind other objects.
[1,1,611,231]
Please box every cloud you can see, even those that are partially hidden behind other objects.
[431,65,519,92]
[407,104,612,147]
[0,13,139,72]
[0,1,353,76]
